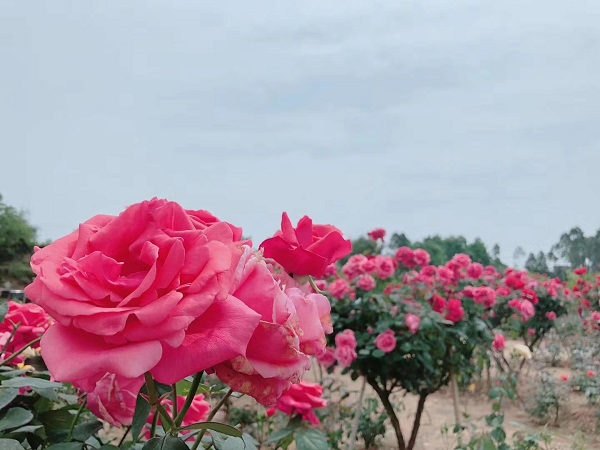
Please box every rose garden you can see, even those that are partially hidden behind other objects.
[1,199,600,450]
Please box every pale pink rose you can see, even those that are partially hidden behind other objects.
[316,348,336,369]
[77,373,144,427]
[374,330,396,353]
[405,314,420,334]
[356,274,376,291]
[592,311,600,322]
[493,334,506,351]
[25,199,262,388]
[334,345,357,368]
[274,381,327,425]
[286,287,332,356]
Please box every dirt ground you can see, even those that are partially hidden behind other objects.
[304,364,600,450]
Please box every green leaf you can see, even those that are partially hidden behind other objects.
[266,428,294,444]
[142,435,188,450]
[0,389,18,410]
[0,304,9,324]
[0,438,25,450]
[372,349,385,358]
[179,421,242,438]
[131,394,152,442]
[491,427,506,443]
[221,434,258,450]
[47,443,84,450]
[489,387,505,400]
[295,429,329,450]
[2,378,62,390]
[0,371,28,380]
[0,408,33,432]
[72,420,103,442]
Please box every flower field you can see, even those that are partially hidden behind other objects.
[1,200,600,450]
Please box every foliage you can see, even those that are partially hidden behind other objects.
[356,398,387,449]
[526,372,569,426]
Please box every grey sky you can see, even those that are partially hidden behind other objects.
[2,0,599,263]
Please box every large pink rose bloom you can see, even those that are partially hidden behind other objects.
[25,199,262,388]
[215,247,331,406]
[260,213,352,278]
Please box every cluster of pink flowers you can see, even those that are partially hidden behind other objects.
[24,199,351,426]
[0,301,51,365]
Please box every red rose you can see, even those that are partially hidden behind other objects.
[367,228,386,242]
[260,213,351,278]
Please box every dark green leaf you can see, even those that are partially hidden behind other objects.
[179,421,242,438]
[98,446,121,450]
[142,435,188,450]
[491,427,506,443]
[295,429,329,450]
[0,438,25,450]
[489,387,505,400]
[47,443,83,450]
[72,420,103,442]
[372,349,385,358]
[5,424,42,436]
[131,394,152,442]
[0,408,33,432]
[0,389,18,410]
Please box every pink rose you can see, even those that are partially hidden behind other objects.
[25,199,263,389]
[335,329,357,349]
[334,345,357,368]
[493,334,506,351]
[374,256,396,280]
[316,348,336,369]
[323,263,339,279]
[374,330,396,353]
[328,278,354,300]
[0,301,51,365]
[467,263,484,280]
[273,381,327,425]
[367,228,386,242]
[356,274,376,292]
[413,249,431,267]
[215,248,323,405]
[445,299,465,323]
[405,314,420,334]
[545,311,557,321]
[260,213,352,278]
[78,373,144,427]
[395,247,416,269]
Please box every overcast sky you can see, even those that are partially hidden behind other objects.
[1,1,599,264]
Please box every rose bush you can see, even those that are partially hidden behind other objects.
[19,198,350,446]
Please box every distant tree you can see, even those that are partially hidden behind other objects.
[513,246,526,269]
[549,227,592,270]
[389,233,411,249]
[0,194,38,264]
[525,251,551,276]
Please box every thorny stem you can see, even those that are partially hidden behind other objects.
[144,372,177,432]
[175,372,204,427]
[66,398,87,441]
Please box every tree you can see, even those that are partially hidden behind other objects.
[0,194,38,264]
[525,251,551,276]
